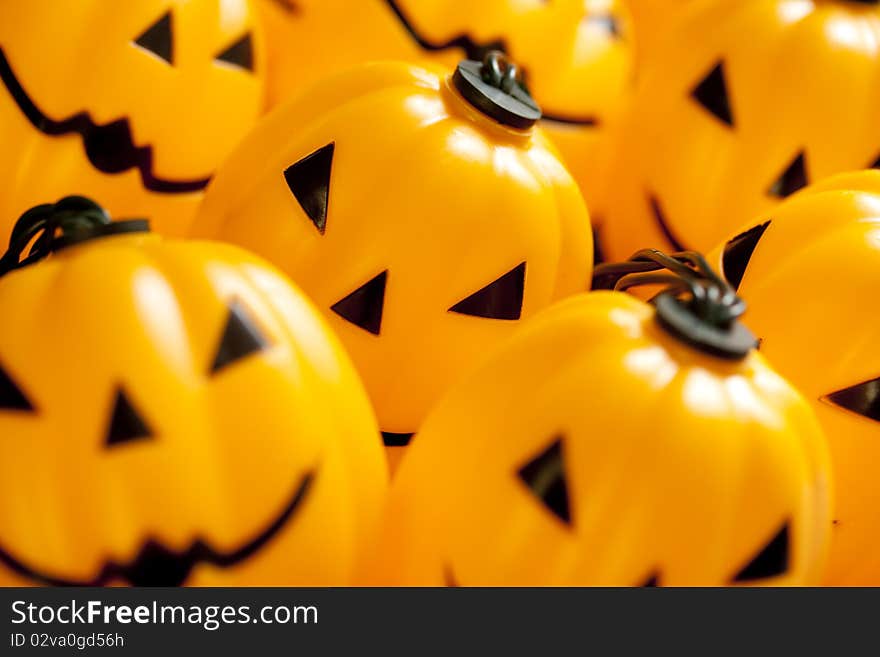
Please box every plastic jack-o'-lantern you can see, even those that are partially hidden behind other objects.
[0,197,387,586]
[602,0,880,261]
[369,251,831,586]
[255,0,634,211]
[0,0,266,241]
[194,56,593,469]
[708,170,880,586]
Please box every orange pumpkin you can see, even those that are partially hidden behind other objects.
[0,0,266,240]
[370,252,831,586]
[602,0,880,260]
[0,196,387,586]
[193,58,593,469]
[708,170,880,585]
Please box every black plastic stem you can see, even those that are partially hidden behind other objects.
[0,196,149,277]
[452,51,541,129]
[592,249,756,360]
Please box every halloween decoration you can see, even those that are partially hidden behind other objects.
[708,170,880,586]
[0,196,387,587]
[370,251,831,585]
[255,0,634,206]
[602,0,880,260]
[193,57,593,470]
[0,0,266,241]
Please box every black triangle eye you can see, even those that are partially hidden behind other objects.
[331,271,387,336]
[134,11,173,65]
[210,302,271,375]
[732,522,790,582]
[825,376,880,423]
[105,388,153,448]
[449,262,525,320]
[518,437,572,526]
[215,32,254,72]
[722,220,771,291]
[691,61,734,127]
[0,361,35,412]
[870,153,880,169]
[284,143,334,234]
[768,152,808,199]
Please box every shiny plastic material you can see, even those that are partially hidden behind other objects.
[196,57,592,466]
[193,61,593,467]
[592,249,755,359]
[0,210,387,586]
[0,0,266,240]
[602,0,880,260]
[369,292,831,586]
[708,170,880,586]
[254,0,634,209]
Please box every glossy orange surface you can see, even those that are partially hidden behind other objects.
[709,170,880,585]
[255,0,634,208]
[0,0,266,238]
[193,61,593,459]
[371,292,831,586]
[0,224,387,586]
[603,0,880,260]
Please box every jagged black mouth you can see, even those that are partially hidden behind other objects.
[0,471,314,586]
[0,47,211,194]
[382,0,599,127]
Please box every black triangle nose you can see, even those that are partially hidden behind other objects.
[331,270,387,336]
[732,521,790,583]
[105,387,153,448]
[518,437,572,527]
[210,301,270,375]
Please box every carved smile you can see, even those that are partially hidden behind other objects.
[382,0,599,127]
[0,47,211,194]
[0,471,314,586]
[648,194,691,252]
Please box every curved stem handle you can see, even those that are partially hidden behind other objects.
[593,249,756,360]
[0,196,148,277]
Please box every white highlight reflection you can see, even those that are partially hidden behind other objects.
[777,0,814,25]
[624,347,678,389]
[682,368,730,417]
[133,267,189,372]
